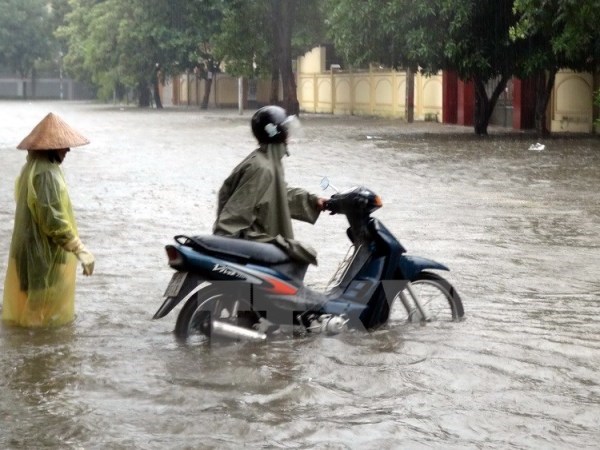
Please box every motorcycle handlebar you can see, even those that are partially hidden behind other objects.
[323,197,341,215]
[323,186,382,217]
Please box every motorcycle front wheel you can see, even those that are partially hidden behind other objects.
[392,271,464,323]
[174,286,260,341]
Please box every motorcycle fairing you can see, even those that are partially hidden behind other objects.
[369,218,449,281]
[172,245,286,286]
[371,219,407,254]
[153,244,303,319]
[398,255,449,281]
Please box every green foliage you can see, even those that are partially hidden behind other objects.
[326,0,413,69]
[3,0,594,118]
[415,0,519,80]
[0,0,52,77]
[213,0,325,78]
[551,0,600,65]
[326,0,521,79]
[55,0,325,106]
[57,0,219,102]
[511,0,600,75]
[290,0,326,58]
[212,0,274,78]
[324,0,568,134]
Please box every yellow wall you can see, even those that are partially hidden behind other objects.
[297,46,326,74]
[297,46,442,120]
[166,46,596,133]
[297,46,596,130]
[298,68,443,120]
[550,71,594,133]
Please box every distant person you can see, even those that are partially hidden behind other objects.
[2,113,95,328]
[213,105,325,265]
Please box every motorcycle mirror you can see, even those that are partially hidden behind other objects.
[320,177,339,192]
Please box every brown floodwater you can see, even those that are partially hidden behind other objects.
[1,101,599,449]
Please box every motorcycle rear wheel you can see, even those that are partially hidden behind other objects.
[393,271,464,322]
[174,286,260,341]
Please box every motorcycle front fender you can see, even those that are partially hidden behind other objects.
[398,255,449,281]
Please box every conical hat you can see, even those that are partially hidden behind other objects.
[17,113,90,150]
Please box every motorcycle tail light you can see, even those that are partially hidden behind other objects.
[165,245,183,267]
[374,196,383,207]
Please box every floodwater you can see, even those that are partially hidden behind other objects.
[0,100,598,449]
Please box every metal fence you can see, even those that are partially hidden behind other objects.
[0,77,95,100]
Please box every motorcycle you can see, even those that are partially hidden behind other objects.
[152,181,464,342]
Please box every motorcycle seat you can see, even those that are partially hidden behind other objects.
[181,234,291,265]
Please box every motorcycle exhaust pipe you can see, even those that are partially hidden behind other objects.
[210,320,267,342]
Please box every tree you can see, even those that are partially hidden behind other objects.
[213,1,276,101]
[595,89,600,128]
[511,0,600,135]
[58,0,211,107]
[408,0,524,135]
[326,0,415,70]
[187,0,224,109]
[0,0,51,99]
[325,0,417,121]
[270,0,298,113]
[326,0,526,135]
[213,0,325,114]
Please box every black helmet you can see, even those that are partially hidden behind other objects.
[251,105,290,144]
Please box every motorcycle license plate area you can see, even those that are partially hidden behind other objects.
[164,272,188,297]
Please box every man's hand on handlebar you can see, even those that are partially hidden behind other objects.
[317,197,327,211]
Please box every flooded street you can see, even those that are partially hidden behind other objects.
[1,100,599,449]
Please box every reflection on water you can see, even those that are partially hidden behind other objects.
[0,325,90,448]
[0,101,599,449]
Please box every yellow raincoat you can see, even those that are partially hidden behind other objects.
[2,152,79,327]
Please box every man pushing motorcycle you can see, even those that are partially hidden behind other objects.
[213,105,326,266]
[155,105,464,340]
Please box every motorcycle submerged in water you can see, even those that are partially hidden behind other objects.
[153,181,464,342]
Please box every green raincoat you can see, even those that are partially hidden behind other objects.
[213,143,321,264]
[2,152,79,327]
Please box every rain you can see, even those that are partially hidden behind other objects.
[1,101,599,448]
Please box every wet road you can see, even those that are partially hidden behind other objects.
[1,101,599,449]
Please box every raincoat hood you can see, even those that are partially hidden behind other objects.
[260,142,289,159]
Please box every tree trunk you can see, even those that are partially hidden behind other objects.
[270,61,279,104]
[271,0,299,115]
[534,69,557,137]
[19,70,27,100]
[473,75,510,135]
[153,81,163,109]
[153,69,163,109]
[201,73,213,109]
[405,66,415,123]
[138,81,151,107]
[31,67,36,99]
